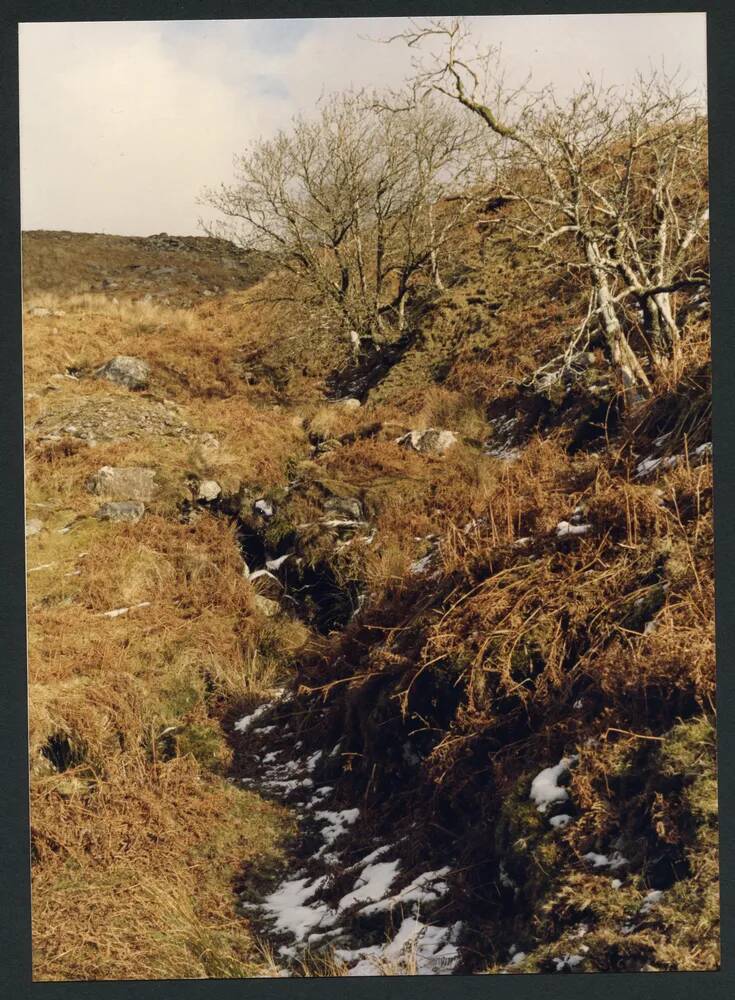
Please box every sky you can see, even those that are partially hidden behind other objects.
[18,14,708,236]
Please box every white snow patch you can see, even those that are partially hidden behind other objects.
[261,876,338,939]
[529,755,577,813]
[549,814,573,830]
[304,785,333,807]
[303,750,323,772]
[350,844,392,869]
[640,889,664,913]
[265,777,313,794]
[339,918,463,976]
[553,953,584,971]
[234,703,271,733]
[248,568,280,585]
[556,520,591,538]
[583,850,629,870]
[314,808,360,847]
[635,454,680,478]
[266,554,290,571]
[338,860,401,911]
[361,867,451,916]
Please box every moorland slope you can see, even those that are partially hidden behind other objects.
[23,215,717,978]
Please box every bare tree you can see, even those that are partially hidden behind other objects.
[388,18,709,397]
[202,91,480,354]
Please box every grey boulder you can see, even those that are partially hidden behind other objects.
[397,428,458,454]
[323,496,363,521]
[95,501,145,523]
[87,466,157,502]
[253,595,280,618]
[197,480,222,502]
[95,356,150,391]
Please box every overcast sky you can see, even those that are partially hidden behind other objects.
[19,14,707,236]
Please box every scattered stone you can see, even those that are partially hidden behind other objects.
[323,497,363,521]
[27,306,51,317]
[198,432,220,451]
[338,397,361,410]
[397,429,458,455]
[33,393,191,443]
[98,601,151,619]
[25,519,43,538]
[197,479,222,502]
[87,466,157,502]
[254,595,280,617]
[95,501,145,523]
[254,498,275,518]
[95,355,150,391]
[54,775,88,798]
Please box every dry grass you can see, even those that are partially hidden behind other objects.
[32,764,293,981]
[24,269,313,980]
[24,187,714,979]
[26,495,302,980]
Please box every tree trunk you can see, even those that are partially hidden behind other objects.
[430,247,445,291]
[642,292,682,372]
[653,291,682,367]
[585,239,652,399]
[397,293,407,331]
[643,296,669,369]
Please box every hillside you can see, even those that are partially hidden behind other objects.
[24,215,717,980]
[22,230,269,307]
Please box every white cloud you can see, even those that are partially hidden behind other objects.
[20,22,281,235]
[19,14,707,236]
